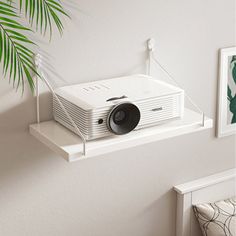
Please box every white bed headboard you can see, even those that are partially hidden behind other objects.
[174,168,236,236]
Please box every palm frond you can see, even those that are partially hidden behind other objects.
[0,1,38,93]
[20,0,69,37]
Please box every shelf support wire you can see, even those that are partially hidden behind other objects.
[36,71,40,124]
[34,54,87,157]
[147,42,205,127]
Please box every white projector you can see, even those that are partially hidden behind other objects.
[53,74,184,140]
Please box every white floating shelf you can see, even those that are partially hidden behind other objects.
[29,108,213,162]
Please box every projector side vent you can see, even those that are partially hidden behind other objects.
[53,95,111,140]
[137,94,183,128]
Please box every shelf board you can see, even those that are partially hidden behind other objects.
[29,108,213,162]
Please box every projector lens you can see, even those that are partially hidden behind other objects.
[114,110,126,124]
[108,103,140,135]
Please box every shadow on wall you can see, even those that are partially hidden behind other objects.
[0,90,58,184]
[0,92,52,133]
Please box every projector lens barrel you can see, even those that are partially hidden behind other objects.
[108,102,140,135]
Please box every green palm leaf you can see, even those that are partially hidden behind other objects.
[0,1,38,93]
[232,61,236,84]
[227,85,233,101]
[20,0,69,37]
[0,0,69,94]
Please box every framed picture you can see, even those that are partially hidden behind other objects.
[217,47,236,137]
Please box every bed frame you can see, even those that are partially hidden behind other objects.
[174,168,236,236]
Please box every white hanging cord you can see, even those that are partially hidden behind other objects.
[147,38,155,76]
[36,75,40,124]
[147,50,152,76]
[147,39,205,126]
[34,54,87,156]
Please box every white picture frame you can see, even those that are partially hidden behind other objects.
[217,47,236,137]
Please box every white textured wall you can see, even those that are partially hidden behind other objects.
[0,0,236,236]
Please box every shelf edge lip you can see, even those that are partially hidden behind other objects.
[29,124,71,161]
[173,168,236,195]
[68,118,213,162]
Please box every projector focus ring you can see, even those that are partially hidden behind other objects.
[107,102,140,135]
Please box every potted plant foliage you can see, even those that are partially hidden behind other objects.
[0,0,68,93]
